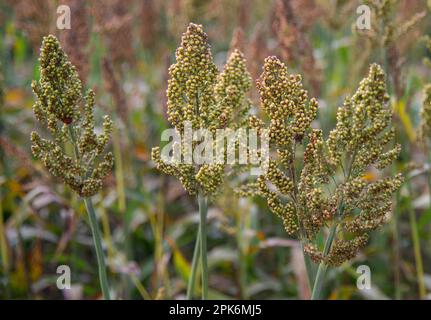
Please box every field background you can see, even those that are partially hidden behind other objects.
[0,0,430,300]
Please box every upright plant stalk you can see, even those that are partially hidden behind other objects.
[198,193,209,299]
[417,81,431,299]
[84,198,111,300]
[245,61,402,301]
[407,202,426,299]
[112,126,130,297]
[236,204,247,299]
[311,153,353,300]
[405,182,426,299]
[151,24,252,299]
[30,35,114,300]
[311,223,337,300]
[187,229,201,299]
[69,125,111,300]
[393,190,402,300]
[301,243,315,292]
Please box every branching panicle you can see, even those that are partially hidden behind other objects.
[31,35,113,197]
[253,61,402,266]
[153,23,252,196]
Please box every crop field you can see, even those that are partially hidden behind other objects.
[0,0,430,301]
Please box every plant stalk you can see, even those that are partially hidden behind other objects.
[237,205,247,299]
[187,229,201,299]
[406,182,426,299]
[84,197,111,300]
[311,223,338,300]
[301,242,315,292]
[198,193,209,299]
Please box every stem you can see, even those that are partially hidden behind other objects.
[310,152,356,300]
[68,126,80,163]
[68,125,110,299]
[198,193,208,300]
[84,197,111,300]
[112,127,131,298]
[393,190,402,300]
[311,223,338,300]
[237,207,247,299]
[406,182,426,299]
[187,229,201,299]
[301,242,315,292]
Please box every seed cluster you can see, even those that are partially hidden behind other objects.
[244,60,402,266]
[302,64,402,266]
[152,23,252,196]
[257,56,318,146]
[31,35,113,197]
[243,56,318,236]
[213,49,252,130]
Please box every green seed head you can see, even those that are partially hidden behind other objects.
[31,35,113,197]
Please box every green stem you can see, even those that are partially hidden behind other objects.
[112,126,130,298]
[406,182,426,299]
[393,190,402,300]
[237,208,247,299]
[84,197,111,300]
[68,126,80,163]
[311,223,338,300]
[310,152,356,300]
[301,243,315,292]
[187,229,201,299]
[198,193,208,300]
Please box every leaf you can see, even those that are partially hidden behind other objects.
[172,246,190,282]
[392,99,416,142]
[167,237,190,282]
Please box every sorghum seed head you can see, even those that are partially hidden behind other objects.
[153,23,252,197]
[253,62,402,266]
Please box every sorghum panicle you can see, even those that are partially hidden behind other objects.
[152,23,252,196]
[245,56,318,235]
[247,59,402,266]
[302,64,402,266]
[213,49,252,130]
[31,35,113,197]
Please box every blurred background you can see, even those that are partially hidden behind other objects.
[0,0,430,299]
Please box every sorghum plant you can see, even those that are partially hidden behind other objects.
[419,85,431,147]
[152,23,251,299]
[247,58,402,299]
[30,35,113,299]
